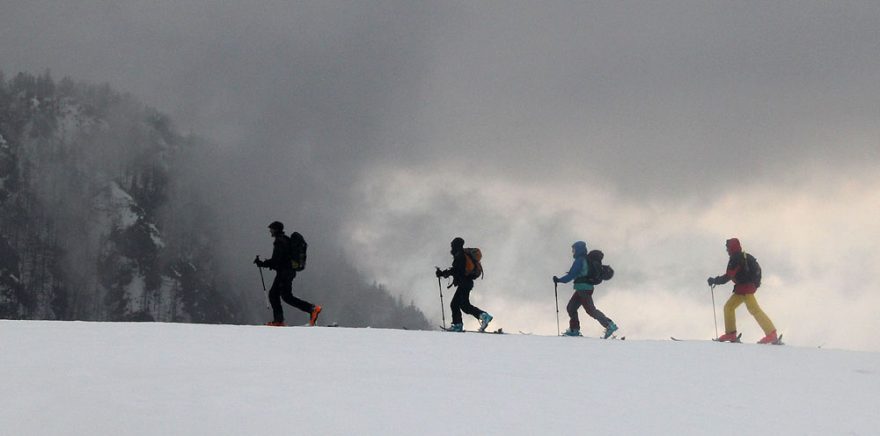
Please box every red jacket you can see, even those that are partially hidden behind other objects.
[715,238,757,295]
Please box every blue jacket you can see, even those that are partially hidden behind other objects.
[556,241,593,291]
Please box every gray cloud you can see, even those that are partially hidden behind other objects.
[409,2,880,196]
[4,1,878,196]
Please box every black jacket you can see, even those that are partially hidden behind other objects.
[440,250,470,287]
[264,234,293,272]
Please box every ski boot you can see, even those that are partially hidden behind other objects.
[757,330,778,344]
[603,321,619,339]
[447,323,464,332]
[479,312,494,332]
[716,331,740,342]
[562,328,582,337]
[309,305,322,326]
[266,321,286,327]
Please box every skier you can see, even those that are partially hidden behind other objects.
[707,238,778,344]
[254,221,321,327]
[554,241,618,338]
[435,237,493,332]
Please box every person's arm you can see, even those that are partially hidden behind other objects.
[709,257,740,285]
[555,257,584,284]
[437,254,461,278]
[263,238,287,270]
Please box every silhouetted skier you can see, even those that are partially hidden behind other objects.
[254,221,321,326]
[436,237,492,332]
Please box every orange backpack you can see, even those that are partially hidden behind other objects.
[463,248,483,279]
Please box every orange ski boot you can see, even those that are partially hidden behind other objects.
[309,305,322,326]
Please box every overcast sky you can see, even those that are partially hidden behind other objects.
[3,1,879,350]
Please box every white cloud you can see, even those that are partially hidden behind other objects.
[345,164,880,351]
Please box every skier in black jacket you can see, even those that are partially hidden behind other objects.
[436,237,493,332]
[254,221,321,326]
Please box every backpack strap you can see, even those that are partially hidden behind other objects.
[573,256,591,283]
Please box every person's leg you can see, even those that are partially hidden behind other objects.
[723,294,745,333]
[281,284,313,313]
[743,294,776,334]
[455,281,484,320]
[579,290,611,328]
[566,291,581,331]
[268,274,285,322]
[450,286,467,325]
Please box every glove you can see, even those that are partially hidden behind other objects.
[707,277,715,286]
[254,256,265,268]
[553,276,560,284]
[435,268,442,278]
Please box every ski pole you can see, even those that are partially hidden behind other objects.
[554,282,560,336]
[436,268,446,329]
[710,284,718,339]
[256,257,269,310]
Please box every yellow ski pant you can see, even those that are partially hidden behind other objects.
[723,293,776,334]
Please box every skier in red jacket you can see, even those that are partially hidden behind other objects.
[707,238,778,344]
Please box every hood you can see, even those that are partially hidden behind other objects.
[572,241,588,258]
[450,237,465,254]
[268,221,284,231]
[726,238,742,255]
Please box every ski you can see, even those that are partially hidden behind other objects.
[439,326,504,334]
[671,332,742,343]
[266,321,339,328]
[561,334,626,340]
[711,332,743,343]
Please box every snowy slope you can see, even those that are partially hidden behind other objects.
[1,321,878,436]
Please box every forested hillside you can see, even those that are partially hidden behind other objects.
[0,70,241,322]
[0,70,429,329]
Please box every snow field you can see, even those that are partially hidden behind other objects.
[1,320,878,435]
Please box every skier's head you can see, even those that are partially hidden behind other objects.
[725,238,742,255]
[268,221,285,237]
[450,237,465,254]
[572,241,588,258]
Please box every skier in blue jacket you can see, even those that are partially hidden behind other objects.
[553,241,618,338]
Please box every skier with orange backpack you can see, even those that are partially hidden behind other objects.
[707,238,779,344]
[435,237,493,332]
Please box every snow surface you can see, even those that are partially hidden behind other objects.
[1,320,878,436]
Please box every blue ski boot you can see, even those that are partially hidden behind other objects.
[479,312,493,332]
[603,321,619,339]
[447,323,463,332]
[562,328,582,337]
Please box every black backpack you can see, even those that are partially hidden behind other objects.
[289,232,308,272]
[584,250,614,285]
[742,252,761,288]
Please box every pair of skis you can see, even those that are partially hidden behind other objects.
[266,322,340,328]
[670,332,742,342]
[561,334,626,340]
[670,332,785,345]
[439,326,505,334]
